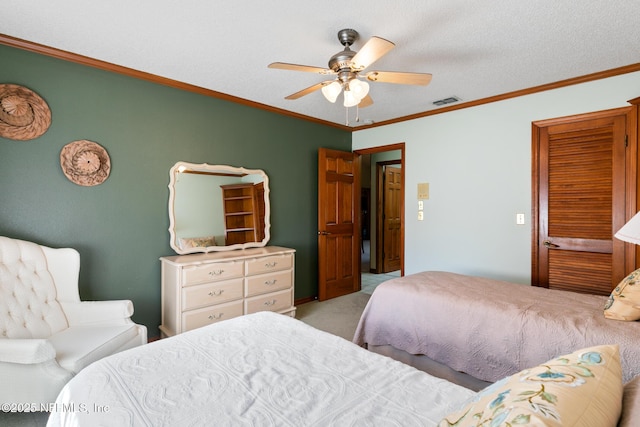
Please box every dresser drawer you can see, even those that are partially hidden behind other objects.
[245,253,293,276]
[245,288,292,314]
[245,270,292,297]
[182,278,243,310]
[182,260,244,286]
[182,300,243,331]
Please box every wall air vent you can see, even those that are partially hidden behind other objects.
[432,96,461,106]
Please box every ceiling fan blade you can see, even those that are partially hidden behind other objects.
[359,94,373,108]
[365,71,432,86]
[268,62,333,75]
[351,36,395,70]
[284,81,332,100]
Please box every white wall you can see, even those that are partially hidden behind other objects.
[353,71,640,284]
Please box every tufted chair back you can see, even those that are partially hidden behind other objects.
[0,237,69,339]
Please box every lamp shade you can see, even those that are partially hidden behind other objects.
[343,90,359,107]
[348,79,369,100]
[615,211,640,245]
[321,81,341,103]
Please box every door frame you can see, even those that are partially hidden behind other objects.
[355,143,405,277]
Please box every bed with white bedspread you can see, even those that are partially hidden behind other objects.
[46,311,474,427]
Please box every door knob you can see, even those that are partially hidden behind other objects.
[543,240,560,248]
[318,231,330,235]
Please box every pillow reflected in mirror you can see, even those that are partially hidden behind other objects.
[180,236,218,250]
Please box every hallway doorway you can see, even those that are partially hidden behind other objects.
[356,143,404,294]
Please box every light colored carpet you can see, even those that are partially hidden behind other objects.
[295,291,371,341]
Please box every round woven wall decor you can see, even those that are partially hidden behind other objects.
[0,84,52,141]
[60,140,111,186]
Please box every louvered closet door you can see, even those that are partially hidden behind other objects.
[533,111,628,295]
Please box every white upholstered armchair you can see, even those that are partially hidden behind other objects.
[0,236,147,407]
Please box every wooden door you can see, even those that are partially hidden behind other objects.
[382,165,402,272]
[317,148,360,300]
[532,108,632,295]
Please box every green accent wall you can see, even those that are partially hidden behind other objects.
[0,44,351,338]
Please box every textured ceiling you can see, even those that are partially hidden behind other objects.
[1,1,639,128]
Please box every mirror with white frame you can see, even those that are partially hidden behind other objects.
[168,161,270,254]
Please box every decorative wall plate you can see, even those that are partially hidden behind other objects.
[60,140,111,186]
[0,84,51,141]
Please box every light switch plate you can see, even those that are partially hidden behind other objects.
[418,200,424,210]
[516,213,525,225]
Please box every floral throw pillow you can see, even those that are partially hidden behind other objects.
[604,268,640,321]
[439,345,623,427]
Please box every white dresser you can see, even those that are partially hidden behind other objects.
[159,246,295,337]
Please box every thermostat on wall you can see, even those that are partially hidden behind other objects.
[418,183,430,200]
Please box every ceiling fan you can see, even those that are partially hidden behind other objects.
[268,29,432,109]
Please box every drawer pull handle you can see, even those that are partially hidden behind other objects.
[265,262,277,268]
[209,270,224,276]
[208,290,224,296]
[264,279,277,286]
[263,299,277,306]
[208,313,224,320]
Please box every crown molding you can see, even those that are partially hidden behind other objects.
[2,33,638,133]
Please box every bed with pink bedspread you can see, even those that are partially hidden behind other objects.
[353,271,640,385]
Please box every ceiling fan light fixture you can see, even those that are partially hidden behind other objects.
[348,79,369,100]
[321,81,341,103]
[343,89,360,107]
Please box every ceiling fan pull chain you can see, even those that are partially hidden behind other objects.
[345,106,349,126]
